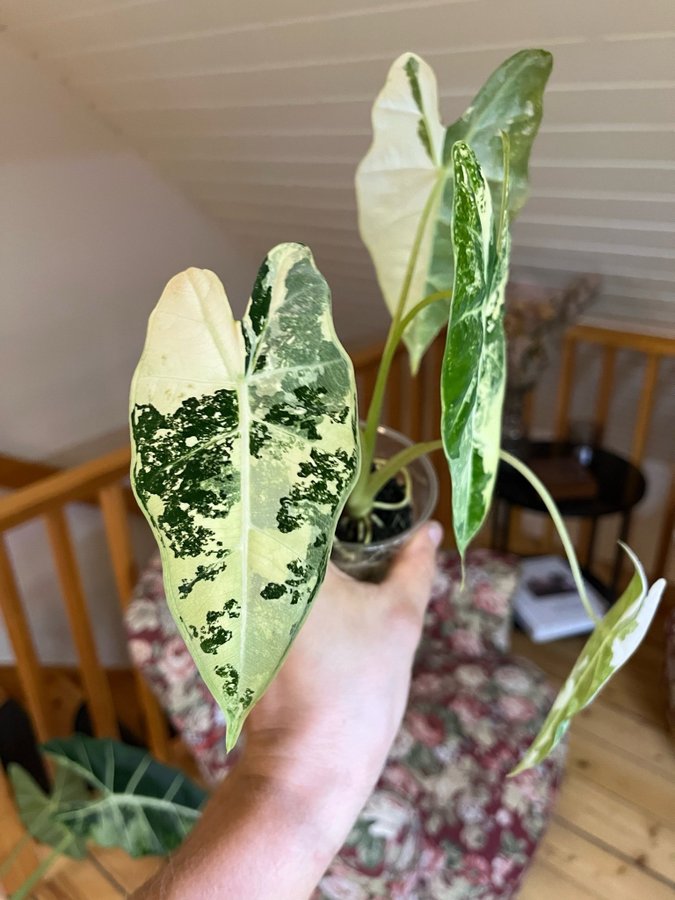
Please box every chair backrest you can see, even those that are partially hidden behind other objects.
[354,323,675,574]
[553,323,674,465]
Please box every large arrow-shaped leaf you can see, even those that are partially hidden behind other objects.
[130,243,360,749]
[356,50,551,373]
[511,547,666,775]
[441,142,509,559]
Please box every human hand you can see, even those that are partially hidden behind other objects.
[241,519,444,826]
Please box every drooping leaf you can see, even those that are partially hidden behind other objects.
[441,142,509,559]
[43,735,207,857]
[130,243,360,749]
[8,764,88,859]
[511,547,666,775]
[356,50,551,372]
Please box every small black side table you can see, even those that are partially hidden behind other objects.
[493,441,646,600]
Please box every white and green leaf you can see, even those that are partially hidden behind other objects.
[44,736,206,857]
[356,53,446,373]
[441,142,509,559]
[8,765,88,859]
[356,50,551,372]
[130,242,360,749]
[511,547,666,775]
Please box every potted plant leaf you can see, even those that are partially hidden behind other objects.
[129,50,666,770]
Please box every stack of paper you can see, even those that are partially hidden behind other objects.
[513,555,608,643]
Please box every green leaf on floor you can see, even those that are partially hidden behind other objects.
[43,735,207,857]
[510,546,666,775]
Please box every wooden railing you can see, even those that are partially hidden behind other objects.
[0,447,170,760]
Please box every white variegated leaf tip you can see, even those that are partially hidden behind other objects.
[510,543,666,776]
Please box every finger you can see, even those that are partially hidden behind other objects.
[384,520,443,615]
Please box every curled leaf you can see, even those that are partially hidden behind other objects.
[511,545,666,775]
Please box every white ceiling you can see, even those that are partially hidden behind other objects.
[3,0,674,341]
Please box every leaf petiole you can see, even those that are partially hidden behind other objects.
[500,449,600,624]
[348,439,442,518]
[354,172,447,502]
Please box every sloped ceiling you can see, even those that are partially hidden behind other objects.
[2,0,674,342]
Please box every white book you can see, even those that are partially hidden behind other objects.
[512,555,608,643]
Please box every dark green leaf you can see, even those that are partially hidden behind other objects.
[43,735,206,857]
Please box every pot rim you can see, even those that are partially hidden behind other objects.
[333,422,439,551]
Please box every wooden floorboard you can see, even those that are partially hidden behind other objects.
[513,601,675,898]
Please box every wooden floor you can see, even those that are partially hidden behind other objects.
[1,607,674,898]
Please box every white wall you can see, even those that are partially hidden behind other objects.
[0,36,258,463]
[0,37,259,665]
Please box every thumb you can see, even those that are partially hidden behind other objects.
[384,520,443,615]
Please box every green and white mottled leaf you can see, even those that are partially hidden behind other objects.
[130,242,360,749]
[44,736,206,857]
[356,50,551,372]
[511,546,666,775]
[8,765,88,859]
[443,49,552,220]
[441,142,509,559]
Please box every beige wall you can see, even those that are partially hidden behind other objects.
[0,37,259,665]
[0,36,258,463]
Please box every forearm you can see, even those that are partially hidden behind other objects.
[133,737,378,900]
[133,529,440,899]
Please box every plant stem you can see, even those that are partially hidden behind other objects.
[347,439,443,518]
[398,290,453,336]
[0,834,33,880]
[496,131,510,255]
[500,450,600,624]
[9,838,68,900]
[350,173,447,510]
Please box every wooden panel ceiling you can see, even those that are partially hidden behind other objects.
[2,0,674,341]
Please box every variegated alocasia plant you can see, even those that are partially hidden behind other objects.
[130,50,665,771]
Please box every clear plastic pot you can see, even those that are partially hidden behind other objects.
[331,424,439,582]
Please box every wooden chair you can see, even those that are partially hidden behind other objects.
[551,324,675,580]
[554,324,674,466]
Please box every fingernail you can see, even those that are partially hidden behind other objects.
[427,520,443,549]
